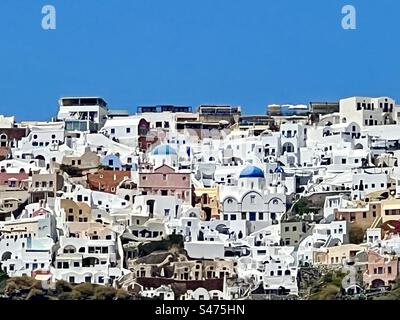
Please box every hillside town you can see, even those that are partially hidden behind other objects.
[1,96,400,300]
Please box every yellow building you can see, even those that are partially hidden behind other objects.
[194,187,220,220]
[381,198,400,223]
[314,244,365,266]
[60,199,92,223]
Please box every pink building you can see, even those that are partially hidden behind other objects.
[139,164,191,203]
[0,171,29,189]
[363,250,398,288]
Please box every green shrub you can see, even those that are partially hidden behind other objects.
[73,283,96,297]
[4,280,17,294]
[59,164,82,177]
[309,284,340,300]
[115,288,130,300]
[349,227,364,244]
[58,290,82,300]
[94,286,116,300]
[55,280,72,294]
[293,198,318,216]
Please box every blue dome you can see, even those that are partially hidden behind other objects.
[239,166,265,178]
[151,145,177,155]
[274,166,285,173]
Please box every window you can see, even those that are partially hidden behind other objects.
[259,212,263,220]
[69,276,75,283]
[163,174,167,181]
[85,276,91,283]
[293,226,297,232]
[73,262,79,267]
[231,214,236,221]
[341,159,346,164]
[126,127,131,134]
[241,212,246,220]
[363,212,367,218]
[285,227,289,232]
[110,129,115,134]
[388,266,392,274]
[250,195,255,204]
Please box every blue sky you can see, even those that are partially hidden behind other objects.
[0,0,399,120]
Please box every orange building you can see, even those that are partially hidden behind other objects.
[87,168,131,194]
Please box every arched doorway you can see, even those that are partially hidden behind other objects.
[0,134,7,147]
[371,279,385,288]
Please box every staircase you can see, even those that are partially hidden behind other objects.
[370,215,382,229]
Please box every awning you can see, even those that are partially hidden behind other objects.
[35,274,52,281]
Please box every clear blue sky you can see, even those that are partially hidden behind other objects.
[0,0,399,120]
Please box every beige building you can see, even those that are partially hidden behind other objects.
[334,201,381,232]
[381,198,400,223]
[29,173,64,203]
[194,187,220,220]
[61,150,100,170]
[314,244,365,266]
[364,250,398,288]
[60,199,92,223]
